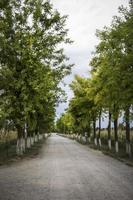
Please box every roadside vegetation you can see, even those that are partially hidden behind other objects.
[56,1,133,159]
[0,129,50,165]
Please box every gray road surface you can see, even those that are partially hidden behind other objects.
[0,134,133,200]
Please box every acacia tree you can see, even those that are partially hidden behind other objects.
[90,1,133,154]
[116,1,133,155]
[0,0,72,154]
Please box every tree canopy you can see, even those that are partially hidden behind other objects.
[0,0,72,153]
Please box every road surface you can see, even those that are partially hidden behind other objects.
[0,134,133,200]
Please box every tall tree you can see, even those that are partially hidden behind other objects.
[0,0,72,154]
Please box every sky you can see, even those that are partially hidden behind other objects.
[51,0,129,123]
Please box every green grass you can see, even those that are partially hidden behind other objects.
[0,131,17,163]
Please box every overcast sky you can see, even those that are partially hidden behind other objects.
[51,0,129,120]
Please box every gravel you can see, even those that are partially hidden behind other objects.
[0,134,133,200]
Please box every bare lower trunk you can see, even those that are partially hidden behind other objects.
[86,124,91,144]
[31,135,34,145]
[16,138,20,155]
[114,118,119,153]
[108,139,112,150]
[88,137,91,143]
[29,132,32,147]
[93,120,97,146]
[98,112,102,147]
[126,142,131,155]
[16,138,23,155]
[36,134,38,142]
[27,137,31,148]
[108,111,112,150]
[16,127,24,155]
[33,132,36,143]
[37,131,40,141]
[115,141,119,153]
[94,138,97,146]
[125,107,131,156]
[43,133,46,139]
[24,123,27,150]
[98,138,102,147]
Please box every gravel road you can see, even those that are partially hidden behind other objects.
[0,134,133,200]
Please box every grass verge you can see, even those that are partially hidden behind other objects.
[0,138,46,166]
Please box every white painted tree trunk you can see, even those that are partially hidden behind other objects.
[85,137,87,143]
[128,143,131,156]
[24,124,27,150]
[126,142,131,156]
[35,134,38,142]
[16,139,21,155]
[108,139,112,150]
[16,138,25,155]
[22,138,25,153]
[37,132,40,141]
[115,141,119,153]
[29,136,32,147]
[82,136,86,143]
[94,138,97,146]
[33,132,36,143]
[88,137,91,143]
[99,138,102,147]
[27,137,31,148]
[30,137,33,145]
[43,133,45,139]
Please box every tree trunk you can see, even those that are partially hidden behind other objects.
[37,130,40,141]
[33,132,36,143]
[98,112,102,147]
[35,126,39,142]
[24,123,27,150]
[108,111,112,150]
[93,120,97,146]
[125,106,131,156]
[31,132,34,145]
[29,132,32,147]
[114,118,119,153]
[5,131,9,158]
[27,131,31,148]
[16,126,24,155]
[87,124,91,143]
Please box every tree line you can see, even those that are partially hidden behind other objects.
[56,1,133,156]
[0,0,72,155]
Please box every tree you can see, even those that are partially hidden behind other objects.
[90,0,133,154]
[56,112,74,134]
[0,0,72,154]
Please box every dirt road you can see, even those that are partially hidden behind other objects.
[0,134,133,200]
